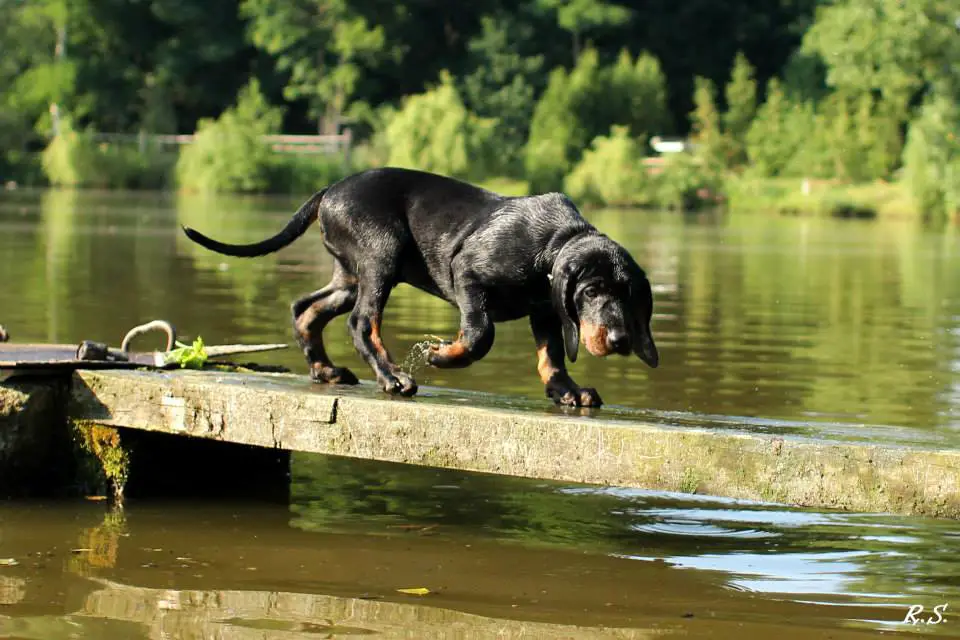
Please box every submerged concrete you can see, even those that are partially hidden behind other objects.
[69,368,960,519]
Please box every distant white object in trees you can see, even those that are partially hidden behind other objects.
[650,136,697,155]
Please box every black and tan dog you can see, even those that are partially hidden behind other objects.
[182,167,658,407]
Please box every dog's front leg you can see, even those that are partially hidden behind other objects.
[529,307,602,408]
[427,279,494,369]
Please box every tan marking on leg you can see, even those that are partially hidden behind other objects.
[295,306,319,340]
[436,341,468,359]
[369,315,388,358]
[432,330,469,360]
[537,345,560,384]
[296,298,337,366]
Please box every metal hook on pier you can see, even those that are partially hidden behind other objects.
[120,320,177,353]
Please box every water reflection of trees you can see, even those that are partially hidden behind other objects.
[290,454,960,603]
[66,578,655,640]
[592,208,960,431]
[1,471,954,638]
[6,573,656,640]
[0,503,661,639]
[0,192,957,433]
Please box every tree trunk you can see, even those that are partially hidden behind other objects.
[51,22,67,136]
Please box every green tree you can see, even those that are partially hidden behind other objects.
[0,0,71,177]
[135,0,253,133]
[56,0,252,134]
[525,46,671,193]
[850,93,900,181]
[786,90,899,182]
[722,52,757,168]
[799,0,960,183]
[795,0,960,184]
[800,0,947,121]
[536,0,632,59]
[745,79,815,178]
[689,77,724,171]
[903,86,960,220]
[525,48,602,193]
[564,125,649,206]
[460,15,545,175]
[241,0,387,133]
[782,102,832,179]
[780,49,828,102]
[605,49,672,140]
[384,72,496,179]
[0,0,829,159]
[176,79,284,193]
[1,0,74,135]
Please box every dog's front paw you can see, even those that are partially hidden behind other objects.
[379,371,418,397]
[427,340,472,369]
[575,387,603,407]
[546,382,603,408]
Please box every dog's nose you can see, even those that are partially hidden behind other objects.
[607,331,629,354]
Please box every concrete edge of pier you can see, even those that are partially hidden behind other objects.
[55,368,960,520]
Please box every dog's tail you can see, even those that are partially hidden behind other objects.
[181,188,328,258]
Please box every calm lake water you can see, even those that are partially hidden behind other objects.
[1,188,959,637]
[1,189,958,442]
[1,456,960,638]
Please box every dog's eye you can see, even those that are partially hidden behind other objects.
[583,286,599,299]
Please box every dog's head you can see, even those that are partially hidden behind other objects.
[550,234,659,368]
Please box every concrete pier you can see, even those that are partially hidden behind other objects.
[62,368,960,519]
[0,376,77,496]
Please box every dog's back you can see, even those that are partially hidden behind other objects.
[317,168,512,285]
[321,167,505,233]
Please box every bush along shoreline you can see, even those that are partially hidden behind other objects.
[12,44,957,223]
[24,130,945,221]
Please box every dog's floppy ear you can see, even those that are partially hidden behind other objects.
[549,266,580,362]
[629,264,660,369]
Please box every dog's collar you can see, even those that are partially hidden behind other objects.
[546,228,596,281]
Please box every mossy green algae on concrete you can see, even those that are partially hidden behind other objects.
[1,377,130,498]
[71,419,130,500]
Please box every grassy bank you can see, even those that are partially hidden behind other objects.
[36,140,359,195]
[9,128,948,223]
[724,177,922,220]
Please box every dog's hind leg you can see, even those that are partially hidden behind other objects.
[346,265,418,396]
[292,260,359,385]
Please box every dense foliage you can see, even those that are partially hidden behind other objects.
[1,0,959,218]
[175,79,282,193]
